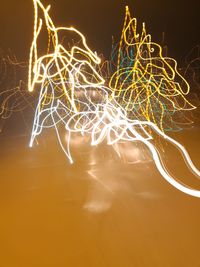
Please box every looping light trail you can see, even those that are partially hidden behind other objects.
[0,52,34,132]
[109,6,196,132]
[29,0,200,198]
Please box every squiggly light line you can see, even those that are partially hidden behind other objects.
[0,52,33,130]
[29,0,200,198]
[109,6,196,132]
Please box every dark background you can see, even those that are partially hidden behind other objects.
[0,0,199,64]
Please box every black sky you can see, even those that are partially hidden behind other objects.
[0,0,199,63]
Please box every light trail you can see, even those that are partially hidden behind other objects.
[109,6,196,132]
[0,52,34,132]
[29,0,200,198]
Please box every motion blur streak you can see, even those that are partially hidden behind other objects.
[29,0,200,198]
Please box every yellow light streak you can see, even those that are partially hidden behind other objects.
[29,0,104,113]
[109,6,196,132]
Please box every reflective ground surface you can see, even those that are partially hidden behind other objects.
[0,125,200,267]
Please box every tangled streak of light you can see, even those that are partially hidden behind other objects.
[109,7,196,132]
[0,52,34,132]
[28,0,200,198]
